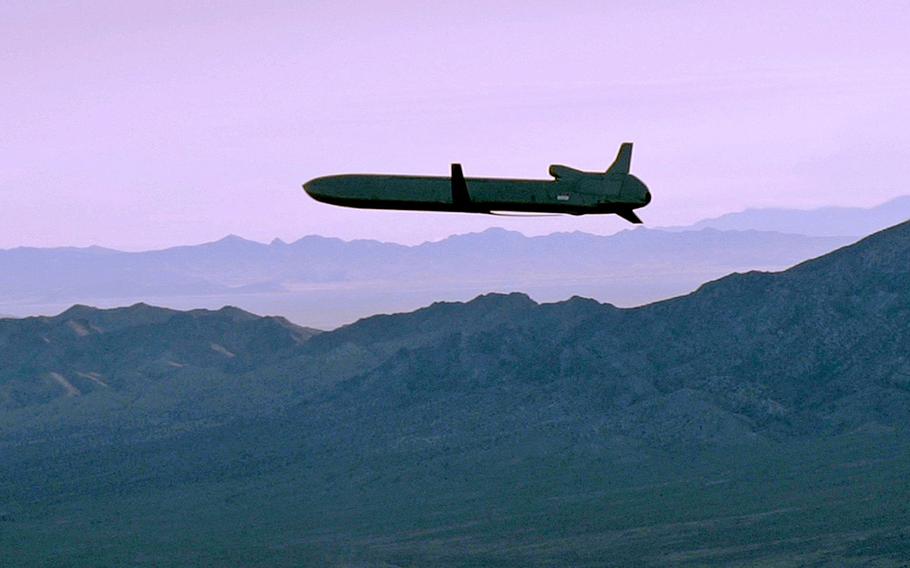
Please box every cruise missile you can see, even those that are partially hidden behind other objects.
[303,143,651,223]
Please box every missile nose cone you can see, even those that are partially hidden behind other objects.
[303,176,332,203]
[303,175,351,206]
[303,178,319,196]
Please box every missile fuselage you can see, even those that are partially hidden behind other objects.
[305,173,650,215]
[302,143,652,222]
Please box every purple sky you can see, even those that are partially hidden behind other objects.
[2,1,909,250]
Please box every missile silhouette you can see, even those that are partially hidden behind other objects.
[304,143,651,223]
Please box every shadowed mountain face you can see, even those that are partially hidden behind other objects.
[2,222,910,566]
[0,227,853,328]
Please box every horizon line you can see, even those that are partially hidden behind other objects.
[2,194,906,253]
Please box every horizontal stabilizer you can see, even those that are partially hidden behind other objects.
[616,209,643,224]
[606,142,633,175]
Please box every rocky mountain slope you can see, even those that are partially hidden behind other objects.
[2,220,910,566]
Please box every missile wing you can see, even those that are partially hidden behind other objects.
[303,143,651,223]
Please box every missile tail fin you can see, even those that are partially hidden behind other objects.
[606,142,633,175]
[616,209,643,224]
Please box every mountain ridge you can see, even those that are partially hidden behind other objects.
[3,220,910,565]
[0,226,856,328]
[4,220,908,439]
[664,195,910,236]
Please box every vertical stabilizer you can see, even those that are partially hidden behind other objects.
[606,142,633,175]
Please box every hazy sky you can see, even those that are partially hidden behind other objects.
[2,1,909,249]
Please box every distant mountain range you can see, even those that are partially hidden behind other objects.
[2,219,910,565]
[0,226,854,328]
[5,198,907,328]
[666,195,910,236]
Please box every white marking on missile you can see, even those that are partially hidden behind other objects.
[557,194,570,201]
